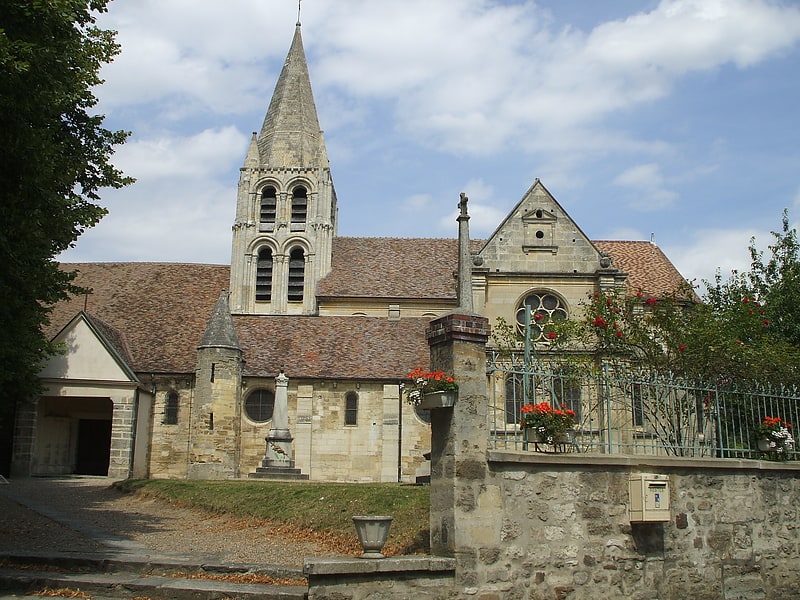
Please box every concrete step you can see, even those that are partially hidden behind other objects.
[0,554,307,600]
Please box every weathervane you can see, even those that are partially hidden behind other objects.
[297,0,302,25]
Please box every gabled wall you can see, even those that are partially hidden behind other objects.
[474,179,626,334]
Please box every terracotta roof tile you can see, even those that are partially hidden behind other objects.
[234,315,431,379]
[83,312,135,369]
[317,238,459,299]
[49,263,230,373]
[593,241,688,297]
[50,240,688,377]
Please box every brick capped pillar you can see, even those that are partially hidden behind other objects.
[427,312,490,567]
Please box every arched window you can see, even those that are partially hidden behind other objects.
[505,375,523,425]
[290,186,307,229]
[553,370,582,422]
[163,391,179,425]
[288,247,305,302]
[260,186,277,228]
[516,291,568,342]
[344,391,358,426]
[256,247,273,302]
[244,389,275,423]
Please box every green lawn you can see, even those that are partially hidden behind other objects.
[116,479,430,555]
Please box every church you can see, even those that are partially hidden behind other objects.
[10,23,687,482]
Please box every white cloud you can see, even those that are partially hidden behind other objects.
[613,163,679,210]
[117,127,246,180]
[62,0,800,265]
[662,228,759,286]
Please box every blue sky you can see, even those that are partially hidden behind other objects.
[60,0,800,288]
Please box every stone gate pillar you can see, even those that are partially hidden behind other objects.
[427,313,490,565]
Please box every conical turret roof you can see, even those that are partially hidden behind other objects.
[257,24,327,168]
[199,291,240,350]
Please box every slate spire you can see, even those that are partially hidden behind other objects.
[256,23,327,168]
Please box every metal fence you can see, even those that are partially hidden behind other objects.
[487,355,800,460]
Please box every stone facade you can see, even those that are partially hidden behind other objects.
[145,377,431,482]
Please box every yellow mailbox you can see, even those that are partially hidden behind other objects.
[629,474,671,522]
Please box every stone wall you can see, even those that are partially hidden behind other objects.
[304,556,456,600]
[146,375,431,482]
[468,453,800,599]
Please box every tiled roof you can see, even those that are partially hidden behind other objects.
[49,263,230,373]
[49,240,688,377]
[234,315,431,379]
[317,238,459,299]
[593,241,689,297]
[82,312,135,371]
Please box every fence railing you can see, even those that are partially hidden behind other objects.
[487,356,799,460]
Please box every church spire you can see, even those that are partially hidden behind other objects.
[256,23,327,169]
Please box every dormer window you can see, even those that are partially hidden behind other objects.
[291,186,307,231]
[260,186,277,231]
[256,247,273,302]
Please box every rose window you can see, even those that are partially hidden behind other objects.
[516,292,568,341]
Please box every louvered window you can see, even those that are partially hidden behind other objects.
[256,247,273,302]
[290,186,307,230]
[288,248,305,302]
[260,186,277,228]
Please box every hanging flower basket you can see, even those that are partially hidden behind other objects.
[418,390,457,409]
[403,368,458,407]
[752,416,794,459]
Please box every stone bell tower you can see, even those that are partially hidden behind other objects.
[229,21,337,316]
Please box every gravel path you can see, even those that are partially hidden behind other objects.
[0,477,345,567]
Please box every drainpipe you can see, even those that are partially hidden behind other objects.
[397,381,403,483]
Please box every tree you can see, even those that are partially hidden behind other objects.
[0,0,132,473]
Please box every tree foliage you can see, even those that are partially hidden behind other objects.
[0,1,132,443]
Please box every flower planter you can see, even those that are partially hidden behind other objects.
[352,515,393,558]
[523,427,574,451]
[523,428,543,444]
[758,438,776,452]
[418,390,457,409]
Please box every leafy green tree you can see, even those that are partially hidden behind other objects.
[0,0,132,473]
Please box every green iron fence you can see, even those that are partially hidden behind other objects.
[487,354,799,460]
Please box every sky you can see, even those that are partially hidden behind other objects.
[60,0,800,289]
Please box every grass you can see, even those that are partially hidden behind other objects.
[115,479,431,555]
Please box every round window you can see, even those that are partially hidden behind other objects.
[515,292,568,341]
[244,389,275,422]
